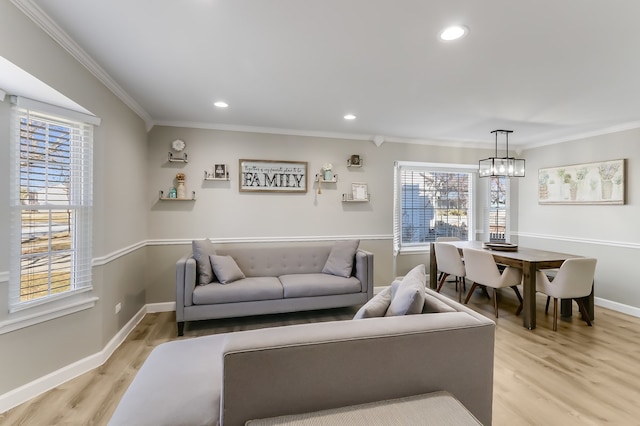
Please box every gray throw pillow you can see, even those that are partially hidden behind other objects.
[385,264,426,316]
[209,255,246,284]
[192,239,216,285]
[353,286,392,319]
[322,240,360,278]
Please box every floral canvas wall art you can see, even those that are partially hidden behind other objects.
[538,159,625,204]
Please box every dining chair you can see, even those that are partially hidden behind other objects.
[434,242,466,302]
[536,258,597,331]
[462,248,523,318]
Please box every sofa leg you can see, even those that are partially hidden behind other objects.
[177,322,185,336]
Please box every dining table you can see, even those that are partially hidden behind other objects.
[429,241,593,330]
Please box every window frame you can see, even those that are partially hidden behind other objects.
[7,96,98,318]
[393,161,477,255]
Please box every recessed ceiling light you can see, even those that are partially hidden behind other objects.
[344,114,356,120]
[439,25,468,41]
[214,101,229,108]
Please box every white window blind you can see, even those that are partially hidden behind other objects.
[393,161,475,255]
[9,98,94,311]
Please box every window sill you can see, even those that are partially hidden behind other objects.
[0,293,99,335]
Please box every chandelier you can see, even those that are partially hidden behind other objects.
[478,129,525,177]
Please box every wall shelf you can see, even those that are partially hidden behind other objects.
[159,190,196,201]
[342,193,370,202]
[315,173,338,183]
[168,152,188,163]
[204,170,230,181]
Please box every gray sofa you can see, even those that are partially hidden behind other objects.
[176,241,374,335]
[110,288,495,426]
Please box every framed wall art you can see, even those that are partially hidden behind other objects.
[239,159,308,193]
[538,159,625,205]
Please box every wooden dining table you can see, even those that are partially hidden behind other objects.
[429,241,593,329]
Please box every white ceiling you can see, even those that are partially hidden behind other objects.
[17,0,640,148]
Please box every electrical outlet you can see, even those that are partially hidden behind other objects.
[115,302,122,314]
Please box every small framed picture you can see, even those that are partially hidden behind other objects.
[214,164,227,179]
[351,182,368,200]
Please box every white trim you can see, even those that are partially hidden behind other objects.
[146,302,176,313]
[516,232,640,250]
[92,240,147,267]
[0,88,6,102]
[0,296,98,335]
[11,0,153,130]
[595,297,640,319]
[0,304,146,414]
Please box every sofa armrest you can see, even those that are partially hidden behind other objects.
[354,249,373,300]
[176,254,197,322]
[220,312,494,426]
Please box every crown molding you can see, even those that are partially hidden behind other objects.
[11,0,154,130]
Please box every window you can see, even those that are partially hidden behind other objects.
[9,98,95,312]
[393,162,475,254]
[488,177,508,242]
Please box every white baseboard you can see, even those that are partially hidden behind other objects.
[595,297,640,318]
[146,301,176,313]
[0,305,147,414]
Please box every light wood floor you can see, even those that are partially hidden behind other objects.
[2,286,640,425]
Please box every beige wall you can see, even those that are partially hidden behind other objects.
[0,2,149,395]
[520,129,640,308]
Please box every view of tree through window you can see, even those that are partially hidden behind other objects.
[401,170,470,245]
[489,176,507,241]
[18,116,73,302]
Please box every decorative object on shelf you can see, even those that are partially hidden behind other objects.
[239,159,307,193]
[214,164,227,179]
[351,182,368,201]
[176,172,186,198]
[342,193,370,202]
[204,164,230,180]
[322,163,333,181]
[168,139,188,162]
[538,159,625,205]
[347,154,362,167]
[159,190,195,200]
[478,130,525,178]
[168,187,177,198]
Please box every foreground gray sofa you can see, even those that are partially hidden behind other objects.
[176,242,373,335]
[110,288,495,426]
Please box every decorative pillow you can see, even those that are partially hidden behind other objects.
[385,264,426,316]
[423,294,457,313]
[192,239,216,285]
[322,240,360,278]
[353,286,392,319]
[209,255,246,284]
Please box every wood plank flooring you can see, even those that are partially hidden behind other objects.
[2,287,640,425]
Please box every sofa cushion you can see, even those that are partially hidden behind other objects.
[193,277,283,304]
[353,286,392,319]
[280,273,362,298]
[108,334,225,426]
[192,239,216,284]
[210,254,246,284]
[385,264,426,316]
[322,239,360,278]
[423,294,457,313]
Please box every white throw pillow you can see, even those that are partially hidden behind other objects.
[353,286,392,319]
[209,255,246,284]
[322,240,360,278]
[385,264,426,316]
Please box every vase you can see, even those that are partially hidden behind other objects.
[176,181,186,199]
[601,179,613,199]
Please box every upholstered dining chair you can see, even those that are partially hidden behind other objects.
[463,248,523,318]
[536,258,597,331]
[434,242,466,302]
